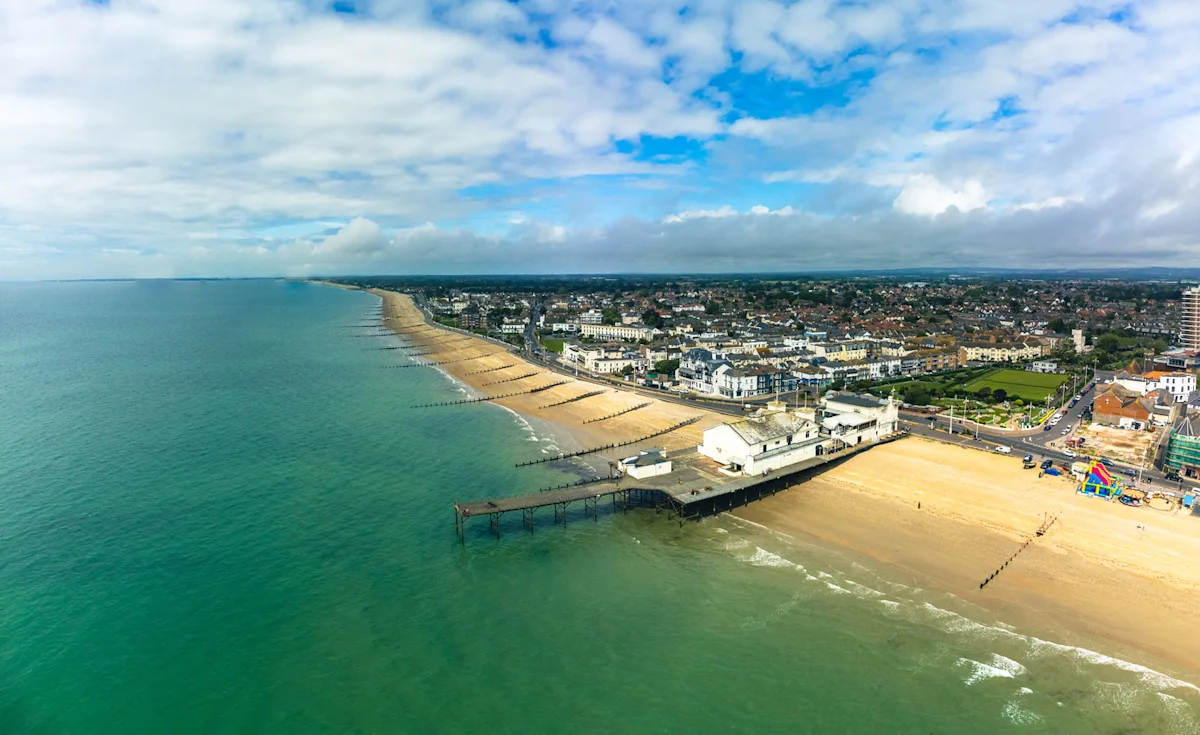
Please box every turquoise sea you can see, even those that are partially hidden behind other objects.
[2,280,1197,734]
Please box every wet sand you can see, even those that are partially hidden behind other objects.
[734,437,1200,683]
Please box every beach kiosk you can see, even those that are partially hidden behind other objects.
[1078,459,1122,499]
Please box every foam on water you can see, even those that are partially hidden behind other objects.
[1001,700,1043,726]
[957,657,1017,686]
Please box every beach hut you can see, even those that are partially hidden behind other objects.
[1079,459,1122,499]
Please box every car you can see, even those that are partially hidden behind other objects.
[1122,469,1138,477]
[1043,424,1053,431]
[1061,428,1070,434]
[994,445,1012,454]
[1041,459,1054,469]
[1099,458,1114,467]
[1063,449,1077,457]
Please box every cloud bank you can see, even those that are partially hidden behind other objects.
[1,0,1198,278]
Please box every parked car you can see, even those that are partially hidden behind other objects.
[1043,424,1053,431]
[1061,427,1071,435]
[1099,458,1114,467]
[1122,469,1138,477]
[1040,459,1054,469]
[994,445,1012,454]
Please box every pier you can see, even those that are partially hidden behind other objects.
[455,486,672,539]
[454,433,906,540]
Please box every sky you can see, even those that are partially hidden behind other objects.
[2,0,1199,278]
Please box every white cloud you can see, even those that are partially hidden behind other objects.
[314,218,389,256]
[663,205,738,223]
[893,175,989,216]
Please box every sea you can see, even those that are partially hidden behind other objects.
[1,279,1197,734]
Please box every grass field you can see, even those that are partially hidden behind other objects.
[962,368,1068,402]
[539,337,564,352]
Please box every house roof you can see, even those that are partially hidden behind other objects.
[621,449,668,467]
[725,412,815,446]
[825,393,887,409]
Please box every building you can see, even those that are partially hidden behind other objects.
[500,319,528,335]
[1071,328,1092,354]
[1144,371,1196,403]
[1153,348,1200,371]
[957,340,1045,364]
[1182,286,1200,350]
[698,408,825,475]
[618,449,673,479]
[822,393,901,440]
[1163,415,1200,478]
[562,343,648,374]
[696,396,899,476]
[1027,359,1060,373]
[1091,384,1153,429]
[676,348,731,394]
[580,309,605,325]
[456,309,488,330]
[580,323,655,342]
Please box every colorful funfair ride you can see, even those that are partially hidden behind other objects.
[1078,459,1123,499]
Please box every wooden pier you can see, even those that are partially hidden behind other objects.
[455,432,907,541]
[454,486,674,540]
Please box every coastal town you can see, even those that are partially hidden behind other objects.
[334,274,1200,507]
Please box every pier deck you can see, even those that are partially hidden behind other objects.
[453,433,906,540]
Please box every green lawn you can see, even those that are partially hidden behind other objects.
[962,369,1068,401]
[539,337,564,352]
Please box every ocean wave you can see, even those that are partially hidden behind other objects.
[957,657,1017,686]
[747,547,799,570]
[1001,700,1043,726]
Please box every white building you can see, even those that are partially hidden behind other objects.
[698,408,825,476]
[1146,371,1196,402]
[500,319,528,334]
[580,309,605,325]
[580,322,656,342]
[562,343,648,374]
[821,393,901,441]
[1027,359,1060,373]
[619,449,673,479]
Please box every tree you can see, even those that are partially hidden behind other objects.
[654,359,680,375]
[976,386,992,399]
[601,307,620,325]
[704,301,721,315]
[641,308,664,328]
[1096,333,1122,353]
[1047,318,1067,334]
[992,388,1007,403]
[904,386,932,406]
[620,364,635,377]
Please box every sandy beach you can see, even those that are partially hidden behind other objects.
[735,437,1200,682]
[369,288,727,459]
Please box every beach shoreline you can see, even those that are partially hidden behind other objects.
[732,437,1200,686]
[366,287,726,461]
[343,284,1200,686]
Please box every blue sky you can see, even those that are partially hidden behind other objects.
[1,0,1199,277]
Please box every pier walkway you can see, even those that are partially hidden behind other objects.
[453,432,906,540]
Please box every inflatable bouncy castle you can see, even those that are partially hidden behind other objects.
[1079,459,1122,499]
